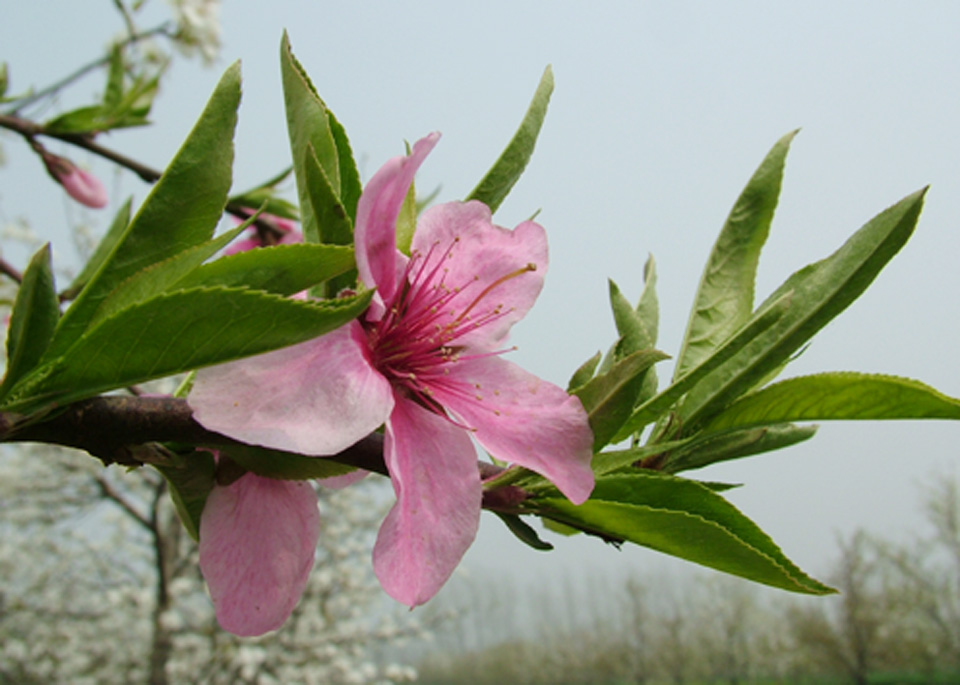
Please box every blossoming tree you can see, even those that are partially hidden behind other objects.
[4,5,960,647]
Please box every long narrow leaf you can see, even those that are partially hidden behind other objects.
[681,188,927,428]
[704,372,960,432]
[612,291,793,442]
[2,288,372,412]
[466,66,554,213]
[538,472,833,595]
[674,131,797,380]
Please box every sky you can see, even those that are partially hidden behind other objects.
[3,2,960,603]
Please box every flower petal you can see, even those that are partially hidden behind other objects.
[355,133,440,306]
[373,395,482,607]
[432,357,595,504]
[411,201,548,349]
[190,322,394,455]
[199,473,320,636]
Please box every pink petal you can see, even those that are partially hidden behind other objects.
[373,395,482,607]
[432,357,595,504]
[411,201,548,349]
[355,133,440,307]
[189,322,394,455]
[60,165,108,208]
[199,473,320,636]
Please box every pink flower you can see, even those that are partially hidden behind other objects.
[225,211,302,255]
[199,471,320,636]
[41,152,108,208]
[190,133,595,607]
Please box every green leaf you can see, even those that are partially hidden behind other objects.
[704,373,960,433]
[302,144,355,297]
[175,242,355,295]
[674,131,797,381]
[155,452,216,541]
[92,225,247,324]
[612,291,793,442]
[45,63,241,359]
[466,65,554,213]
[567,351,602,391]
[664,423,818,474]
[681,188,928,428]
[0,245,59,399]
[327,109,362,223]
[573,348,669,450]
[103,44,124,110]
[2,288,372,412]
[63,199,132,300]
[538,472,833,595]
[495,512,554,551]
[218,443,358,481]
[281,32,342,245]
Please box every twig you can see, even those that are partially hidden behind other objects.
[0,257,24,284]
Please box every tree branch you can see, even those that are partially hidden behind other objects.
[0,395,518,510]
[0,395,388,477]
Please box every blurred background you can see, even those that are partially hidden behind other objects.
[3,2,960,682]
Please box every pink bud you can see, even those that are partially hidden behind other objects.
[42,153,108,209]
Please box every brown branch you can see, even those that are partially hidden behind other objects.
[0,113,287,240]
[0,395,519,508]
[0,395,388,476]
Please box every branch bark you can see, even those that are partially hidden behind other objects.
[0,395,388,476]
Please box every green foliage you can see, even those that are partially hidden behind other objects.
[280,33,360,297]
[673,131,796,380]
[539,472,833,594]
[156,450,217,541]
[2,288,371,412]
[0,60,371,415]
[0,245,59,397]
[44,62,242,359]
[43,46,159,134]
[705,372,960,431]
[506,132,956,597]
[466,65,554,213]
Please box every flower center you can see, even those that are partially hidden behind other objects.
[364,238,535,410]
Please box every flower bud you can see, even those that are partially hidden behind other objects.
[41,152,108,209]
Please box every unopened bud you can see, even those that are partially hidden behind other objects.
[41,152,108,209]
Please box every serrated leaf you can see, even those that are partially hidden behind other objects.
[155,452,216,541]
[466,65,553,213]
[612,291,793,442]
[327,109,362,223]
[63,199,132,300]
[0,245,59,399]
[573,348,669,450]
[681,188,927,428]
[703,373,960,433]
[93,225,246,324]
[302,144,355,297]
[538,472,833,595]
[664,423,818,474]
[3,288,372,412]
[46,63,241,359]
[281,32,341,244]
[674,131,797,381]
[175,242,355,295]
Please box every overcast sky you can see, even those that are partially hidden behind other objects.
[3,2,960,598]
